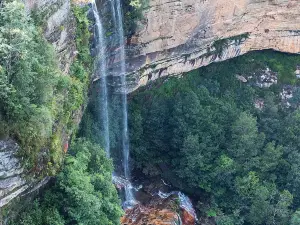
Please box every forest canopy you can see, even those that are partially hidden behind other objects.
[128,50,300,225]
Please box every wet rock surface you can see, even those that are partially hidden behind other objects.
[121,201,182,225]
[121,195,195,225]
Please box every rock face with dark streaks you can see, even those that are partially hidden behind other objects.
[0,140,50,208]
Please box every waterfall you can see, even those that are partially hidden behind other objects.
[91,2,198,221]
[110,0,136,207]
[92,0,136,207]
[91,1,110,157]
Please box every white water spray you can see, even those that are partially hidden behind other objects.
[157,191,198,221]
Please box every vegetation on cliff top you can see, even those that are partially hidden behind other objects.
[129,50,300,225]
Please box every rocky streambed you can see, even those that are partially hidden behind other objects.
[114,176,197,225]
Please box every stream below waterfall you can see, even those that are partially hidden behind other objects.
[117,176,198,225]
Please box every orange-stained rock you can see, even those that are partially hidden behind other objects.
[120,194,197,225]
[121,204,181,225]
[182,209,196,225]
[63,142,69,153]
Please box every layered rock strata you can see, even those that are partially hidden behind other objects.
[124,0,300,92]
[0,140,51,208]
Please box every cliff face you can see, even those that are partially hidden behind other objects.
[125,0,300,92]
[25,0,77,74]
[0,140,51,208]
[0,0,78,208]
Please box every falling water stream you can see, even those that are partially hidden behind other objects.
[111,0,136,207]
[157,191,198,221]
[92,0,136,208]
[91,1,110,158]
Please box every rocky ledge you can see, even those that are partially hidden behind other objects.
[0,140,50,208]
[116,177,198,225]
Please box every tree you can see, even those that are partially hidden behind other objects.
[177,134,206,188]
[281,110,300,150]
[258,92,280,142]
[56,139,123,225]
[247,185,273,225]
[170,90,201,152]
[259,142,283,180]
[290,210,300,225]
[270,190,293,225]
[229,112,265,171]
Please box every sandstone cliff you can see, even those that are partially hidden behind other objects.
[125,0,300,92]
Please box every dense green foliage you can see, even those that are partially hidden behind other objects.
[129,50,300,224]
[0,1,59,167]
[9,139,123,225]
[0,0,91,173]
